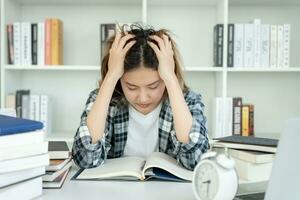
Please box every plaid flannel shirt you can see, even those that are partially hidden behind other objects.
[72,88,209,170]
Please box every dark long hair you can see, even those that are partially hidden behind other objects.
[100,23,188,102]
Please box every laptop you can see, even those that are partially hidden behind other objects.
[235,118,300,200]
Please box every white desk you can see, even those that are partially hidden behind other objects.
[42,164,267,200]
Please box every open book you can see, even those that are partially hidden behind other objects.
[72,152,193,182]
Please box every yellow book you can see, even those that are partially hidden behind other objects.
[242,105,249,136]
[51,19,63,65]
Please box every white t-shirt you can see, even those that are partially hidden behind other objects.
[123,103,162,158]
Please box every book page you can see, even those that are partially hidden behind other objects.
[76,156,146,180]
[142,152,193,181]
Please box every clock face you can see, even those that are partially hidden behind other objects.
[194,161,219,200]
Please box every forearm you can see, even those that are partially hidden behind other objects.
[87,73,118,144]
[164,75,193,144]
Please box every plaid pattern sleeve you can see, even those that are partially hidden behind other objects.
[167,90,209,170]
[72,89,114,169]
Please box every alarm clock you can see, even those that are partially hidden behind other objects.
[192,150,238,200]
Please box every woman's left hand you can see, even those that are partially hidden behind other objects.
[148,34,176,82]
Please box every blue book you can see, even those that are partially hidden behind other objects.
[0,115,43,136]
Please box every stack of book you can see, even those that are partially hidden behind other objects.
[43,141,72,189]
[213,135,278,182]
[0,115,49,199]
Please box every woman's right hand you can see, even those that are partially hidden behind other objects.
[107,32,136,81]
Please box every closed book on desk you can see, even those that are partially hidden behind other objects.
[0,114,43,135]
[213,135,278,153]
[0,153,49,174]
[0,167,45,188]
[72,152,192,182]
[46,157,72,171]
[234,157,273,181]
[48,141,70,159]
[0,176,42,200]
[43,167,70,189]
[43,160,72,181]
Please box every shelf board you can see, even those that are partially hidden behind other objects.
[5,65,100,71]
[227,67,300,72]
[15,0,141,6]
[5,65,222,72]
[184,66,223,72]
[229,0,300,6]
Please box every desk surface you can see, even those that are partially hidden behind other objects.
[42,165,267,200]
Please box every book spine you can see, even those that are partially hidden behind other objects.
[260,24,270,67]
[242,105,250,136]
[38,22,45,65]
[31,23,38,65]
[227,24,234,67]
[232,97,242,135]
[244,24,254,68]
[21,22,32,65]
[283,24,290,68]
[277,25,284,68]
[217,24,223,67]
[249,104,254,136]
[45,19,52,65]
[253,19,261,67]
[234,24,244,67]
[213,97,223,138]
[40,95,51,134]
[224,98,233,136]
[213,25,218,67]
[13,22,21,65]
[51,19,63,65]
[21,94,30,119]
[270,25,278,68]
[7,24,14,64]
[5,94,16,109]
[29,95,40,120]
[16,90,23,118]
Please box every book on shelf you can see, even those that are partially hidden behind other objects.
[7,18,63,66]
[48,141,70,159]
[213,135,278,153]
[232,97,242,135]
[242,104,254,136]
[214,19,291,68]
[213,24,224,67]
[72,152,193,182]
[0,167,45,188]
[43,167,71,189]
[0,176,43,200]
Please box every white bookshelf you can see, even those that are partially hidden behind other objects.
[1,0,299,142]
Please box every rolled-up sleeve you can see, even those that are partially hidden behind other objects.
[170,92,209,170]
[72,89,113,169]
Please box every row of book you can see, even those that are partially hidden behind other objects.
[7,18,63,66]
[6,90,51,135]
[213,97,254,139]
[214,19,290,68]
[213,135,277,182]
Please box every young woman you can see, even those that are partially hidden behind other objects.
[72,24,209,170]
